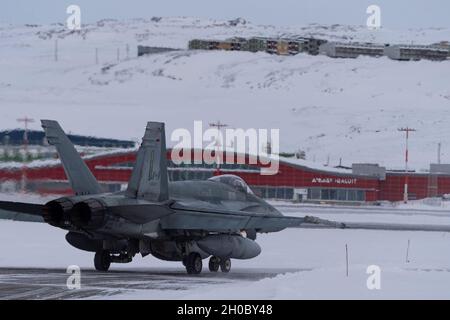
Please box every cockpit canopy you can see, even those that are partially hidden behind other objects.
[208,175,254,195]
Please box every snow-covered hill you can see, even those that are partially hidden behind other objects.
[1,17,450,170]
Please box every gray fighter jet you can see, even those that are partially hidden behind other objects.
[0,120,309,274]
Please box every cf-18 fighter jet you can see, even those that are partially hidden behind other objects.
[0,120,310,274]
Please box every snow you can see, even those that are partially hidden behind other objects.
[1,218,450,299]
[0,192,56,204]
[1,17,450,171]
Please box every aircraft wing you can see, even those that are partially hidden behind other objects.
[301,216,450,233]
[160,207,305,232]
[0,201,45,223]
[3,199,449,234]
[160,209,450,234]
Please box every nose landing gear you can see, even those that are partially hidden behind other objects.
[94,250,111,272]
[183,254,232,274]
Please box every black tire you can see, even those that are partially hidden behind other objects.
[220,258,231,273]
[185,252,202,275]
[208,256,220,272]
[94,250,111,272]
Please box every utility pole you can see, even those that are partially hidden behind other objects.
[345,244,349,277]
[54,39,58,62]
[438,142,441,164]
[209,121,228,147]
[398,127,416,203]
[209,121,228,174]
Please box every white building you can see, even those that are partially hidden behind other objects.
[384,44,448,61]
[319,42,385,58]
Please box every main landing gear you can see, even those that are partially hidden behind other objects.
[209,256,231,273]
[183,254,231,275]
[219,257,231,273]
[94,250,133,272]
[183,252,203,274]
[208,256,220,272]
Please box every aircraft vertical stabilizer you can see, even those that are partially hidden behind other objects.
[41,120,102,196]
[126,122,169,202]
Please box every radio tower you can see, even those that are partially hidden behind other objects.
[17,117,35,192]
[17,116,35,148]
[398,127,416,203]
[209,121,228,174]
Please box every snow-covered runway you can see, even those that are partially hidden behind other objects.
[1,202,450,299]
[0,267,305,300]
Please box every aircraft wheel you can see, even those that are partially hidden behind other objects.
[208,256,220,272]
[220,258,231,273]
[94,250,111,272]
[185,252,202,275]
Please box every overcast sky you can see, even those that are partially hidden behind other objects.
[2,0,449,29]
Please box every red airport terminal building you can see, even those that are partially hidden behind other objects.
[1,149,450,204]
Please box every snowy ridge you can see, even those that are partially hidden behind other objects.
[1,17,450,170]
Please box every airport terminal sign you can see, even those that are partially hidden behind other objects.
[312,177,357,185]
